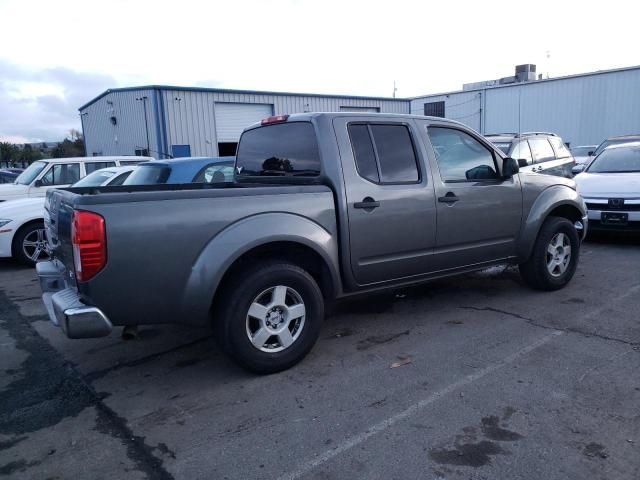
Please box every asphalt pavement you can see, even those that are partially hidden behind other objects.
[1,233,639,480]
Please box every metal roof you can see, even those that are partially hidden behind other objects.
[409,64,640,100]
[79,85,409,111]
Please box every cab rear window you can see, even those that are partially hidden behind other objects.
[236,122,320,178]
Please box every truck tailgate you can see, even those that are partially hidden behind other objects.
[44,189,76,285]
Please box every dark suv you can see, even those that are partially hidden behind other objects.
[486,132,575,178]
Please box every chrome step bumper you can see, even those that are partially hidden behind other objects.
[37,261,112,339]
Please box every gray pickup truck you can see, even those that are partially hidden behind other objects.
[38,113,587,373]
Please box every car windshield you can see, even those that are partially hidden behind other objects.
[73,170,116,187]
[14,161,47,185]
[587,146,640,173]
[123,165,171,185]
[491,142,512,154]
[593,139,638,157]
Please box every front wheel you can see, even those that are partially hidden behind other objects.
[519,216,580,291]
[215,262,324,374]
[13,221,51,267]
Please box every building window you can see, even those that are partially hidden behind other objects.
[135,148,150,156]
[424,101,445,118]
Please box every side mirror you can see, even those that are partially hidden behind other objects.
[33,179,43,187]
[572,164,585,175]
[587,151,594,156]
[502,157,519,178]
[517,158,528,168]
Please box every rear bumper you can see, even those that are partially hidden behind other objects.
[37,260,112,338]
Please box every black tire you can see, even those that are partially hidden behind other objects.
[214,261,324,374]
[519,216,580,291]
[12,221,49,267]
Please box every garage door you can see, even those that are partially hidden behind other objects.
[214,103,274,142]
[339,106,380,113]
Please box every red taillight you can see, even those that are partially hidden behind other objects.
[261,114,289,125]
[72,210,106,282]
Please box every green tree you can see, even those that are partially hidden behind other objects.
[0,142,17,162]
[19,144,43,163]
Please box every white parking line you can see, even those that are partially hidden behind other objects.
[278,330,563,480]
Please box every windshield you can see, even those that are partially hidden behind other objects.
[14,161,47,185]
[587,146,640,173]
[72,170,116,187]
[123,165,170,185]
[593,139,638,157]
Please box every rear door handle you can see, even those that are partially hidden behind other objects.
[354,197,380,210]
[438,193,459,204]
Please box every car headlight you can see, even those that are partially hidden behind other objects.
[0,219,12,228]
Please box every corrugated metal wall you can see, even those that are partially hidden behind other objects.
[162,89,408,156]
[410,67,640,146]
[82,88,409,158]
[81,89,159,157]
[410,91,482,131]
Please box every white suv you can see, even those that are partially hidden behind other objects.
[0,156,151,202]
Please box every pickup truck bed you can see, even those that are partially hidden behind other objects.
[43,183,339,330]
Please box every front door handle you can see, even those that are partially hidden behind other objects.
[354,197,380,210]
[438,192,459,204]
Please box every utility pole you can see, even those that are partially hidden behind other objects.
[393,80,398,98]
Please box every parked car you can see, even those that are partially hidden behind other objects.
[0,156,151,202]
[574,141,640,231]
[0,169,22,184]
[38,113,587,373]
[0,166,138,266]
[570,145,598,166]
[122,156,235,185]
[485,132,575,177]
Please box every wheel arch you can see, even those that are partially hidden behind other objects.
[179,212,342,325]
[518,186,586,261]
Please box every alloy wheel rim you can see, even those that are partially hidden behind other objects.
[245,285,306,353]
[546,232,571,278]
[22,228,51,262]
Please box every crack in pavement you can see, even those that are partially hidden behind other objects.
[460,306,639,348]
[84,336,210,382]
[0,291,175,480]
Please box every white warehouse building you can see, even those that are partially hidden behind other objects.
[79,64,640,158]
[410,64,640,147]
[79,87,409,158]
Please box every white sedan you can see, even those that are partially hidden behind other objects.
[574,142,640,231]
[0,166,136,265]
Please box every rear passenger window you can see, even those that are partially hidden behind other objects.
[529,138,556,163]
[85,162,116,174]
[348,123,419,184]
[348,125,379,183]
[549,137,571,159]
[511,141,533,165]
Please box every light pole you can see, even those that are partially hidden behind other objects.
[79,112,89,156]
[136,96,150,155]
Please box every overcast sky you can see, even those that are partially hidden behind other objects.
[0,0,638,142]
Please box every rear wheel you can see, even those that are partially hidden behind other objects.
[215,262,324,374]
[519,217,580,291]
[13,221,50,267]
